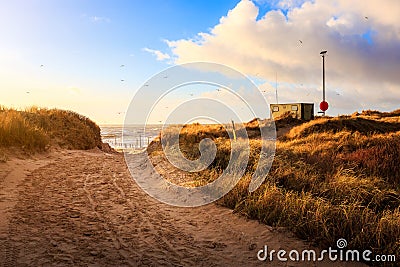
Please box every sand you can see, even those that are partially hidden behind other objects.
[0,149,366,266]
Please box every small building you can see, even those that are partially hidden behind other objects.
[270,103,314,120]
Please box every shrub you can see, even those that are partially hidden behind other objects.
[0,107,102,151]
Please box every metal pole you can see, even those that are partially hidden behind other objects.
[322,54,325,103]
[320,50,327,116]
[275,72,278,104]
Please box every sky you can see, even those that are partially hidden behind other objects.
[1,0,399,124]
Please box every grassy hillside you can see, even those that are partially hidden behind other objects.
[148,110,400,261]
[0,106,102,151]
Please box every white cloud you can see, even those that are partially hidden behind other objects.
[253,0,308,10]
[277,0,309,10]
[90,16,111,23]
[143,47,171,61]
[165,0,400,115]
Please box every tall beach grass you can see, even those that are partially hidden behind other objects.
[148,111,400,262]
[0,106,102,152]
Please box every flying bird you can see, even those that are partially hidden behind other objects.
[216,89,221,92]
[144,84,149,87]
[26,91,30,94]
[121,79,125,82]
[120,64,125,67]
[163,75,168,79]
[40,65,44,67]
[299,40,303,44]
[365,16,369,20]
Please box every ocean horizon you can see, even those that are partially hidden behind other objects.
[100,124,163,149]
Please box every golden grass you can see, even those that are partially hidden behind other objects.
[148,110,400,259]
[284,116,400,140]
[0,106,102,152]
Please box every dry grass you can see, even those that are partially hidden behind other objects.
[0,148,8,162]
[283,116,400,140]
[0,106,102,152]
[148,110,400,261]
[358,109,400,118]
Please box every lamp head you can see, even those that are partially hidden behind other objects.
[320,50,327,55]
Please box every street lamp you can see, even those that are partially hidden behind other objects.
[319,50,328,116]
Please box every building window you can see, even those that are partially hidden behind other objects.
[291,105,298,111]
[272,106,279,112]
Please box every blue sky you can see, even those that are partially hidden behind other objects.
[0,0,242,123]
[1,0,399,124]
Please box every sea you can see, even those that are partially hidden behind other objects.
[100,125,163,150]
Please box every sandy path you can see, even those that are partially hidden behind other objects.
[0,150,365,266]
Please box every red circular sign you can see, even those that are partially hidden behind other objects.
[320,101,329,112]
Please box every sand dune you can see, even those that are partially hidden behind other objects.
[0,149,365,266]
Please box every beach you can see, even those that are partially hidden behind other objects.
[2,0,399,265]
[0,148,365,266]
